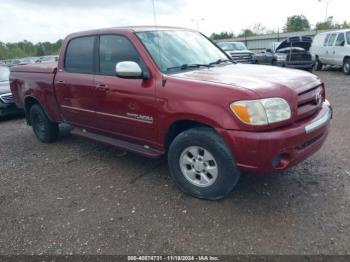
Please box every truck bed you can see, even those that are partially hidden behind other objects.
[10,62,62,123]
[10,62,58,74]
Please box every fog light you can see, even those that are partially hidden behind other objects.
[272,154,283,168]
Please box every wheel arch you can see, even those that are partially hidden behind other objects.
[164,119,213,152]
[24,96,53,125]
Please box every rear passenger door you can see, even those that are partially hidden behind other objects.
[54,36,98,128]
[93,34,157,144]
[333,32,346,66]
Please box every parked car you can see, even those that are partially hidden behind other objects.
[0,66,23,116]
[18,58,36,65]
[36,55,59,63]
[217,41,256,63]
[311,29,350,75]
[8,58,35,67]
[256,36,314,71]
[8,59,22,67]
[10,27,332,200]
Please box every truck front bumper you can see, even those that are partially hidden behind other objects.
[218,101,332,174]
[276,60,314,70]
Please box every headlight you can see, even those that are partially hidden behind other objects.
[275,54,287,61]
[230,98,291,125]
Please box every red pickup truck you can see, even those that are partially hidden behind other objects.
[10,26,332,200]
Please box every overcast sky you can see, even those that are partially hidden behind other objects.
[0,0,349,43]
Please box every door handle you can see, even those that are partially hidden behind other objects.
[96,84,110,91]
[57,80,65,84]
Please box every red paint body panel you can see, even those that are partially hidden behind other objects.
[9,26,332,174]
[218,102,331,173]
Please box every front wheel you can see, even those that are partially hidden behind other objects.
[30,104,59,143]
[168,127,240,200]
[343,58,350,75]
[314,58,323,71]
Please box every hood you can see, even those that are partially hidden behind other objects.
[0,81,10,94]
[171,64,320,95]
[275,36,312,52]
[227,50,254,54]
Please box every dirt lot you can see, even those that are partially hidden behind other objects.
[0,71,349,255]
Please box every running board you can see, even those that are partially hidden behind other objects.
[71,128,163,158]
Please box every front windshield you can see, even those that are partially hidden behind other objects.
[136,30,228,73]
[230,42,248,51]
[0,67,10,82]
[219,42,248,51]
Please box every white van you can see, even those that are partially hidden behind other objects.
[310,29,350,75]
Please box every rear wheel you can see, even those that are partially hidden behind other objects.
[343,58,350,75]
[168,127,240,200]
[30,104,59,143]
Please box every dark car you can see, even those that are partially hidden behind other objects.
[256,36,314,71]
[0,66,23,116]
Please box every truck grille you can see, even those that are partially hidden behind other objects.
[297,85,323,121]
[0,93,14,104]
[230,52,254,63]
[288,53,312,61]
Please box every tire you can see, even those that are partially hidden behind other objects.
[168,127,240,200]
[343,58,350,75]
[314,57,323,71]
[29,104,59,143]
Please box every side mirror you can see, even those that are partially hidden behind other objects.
[116,61,148,79]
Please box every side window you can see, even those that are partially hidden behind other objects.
[99,35,142,76]
[346,31,350,45]
[327,33,337,46]
[65,36,95,73]
[323,34,330,46]
[335,33,345,46]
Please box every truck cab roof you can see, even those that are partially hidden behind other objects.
[66,26,193,39]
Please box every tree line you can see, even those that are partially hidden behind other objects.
[0,40,63,60]
[1,14,349,59]
[210,15,350,40]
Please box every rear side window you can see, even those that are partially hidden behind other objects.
[327,33,337,46]
[99,35,142,75]
[323,34,330,46]
[335,33,345,46]
[65,36,95,74]
[346,31,350,45]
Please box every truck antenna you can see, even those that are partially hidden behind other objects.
[152,0,163,78]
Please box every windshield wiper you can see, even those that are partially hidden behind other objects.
[166,63,214,72]
[209,59,235,66]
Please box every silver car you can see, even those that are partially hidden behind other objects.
[0,66,22,116]
[217,41,256,63]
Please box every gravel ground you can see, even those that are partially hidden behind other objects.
[0,71,349,255]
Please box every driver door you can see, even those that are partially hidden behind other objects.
[93,34,157,143]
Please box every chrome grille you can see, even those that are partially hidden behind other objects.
[230,53,253,63]
[297,85,323,120]
[0,93,14,104]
